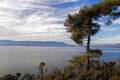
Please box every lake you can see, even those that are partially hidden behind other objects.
[0,46,120,75]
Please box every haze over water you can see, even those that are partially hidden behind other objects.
[0,46,120,75]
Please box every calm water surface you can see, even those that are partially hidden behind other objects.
[0,46,120,75]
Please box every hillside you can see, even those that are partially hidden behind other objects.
[0,40,73,47]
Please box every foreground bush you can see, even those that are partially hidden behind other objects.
[0,57,120,80]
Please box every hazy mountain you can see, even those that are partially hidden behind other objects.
[0,40,74,47]
[92,44,120,47]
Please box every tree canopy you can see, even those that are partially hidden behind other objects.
[64,6,100,45]
[64,0,120,71]
[64,0,120,45]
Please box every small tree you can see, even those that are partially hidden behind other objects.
[38,62,47,80]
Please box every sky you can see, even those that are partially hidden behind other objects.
[0,0,120,45]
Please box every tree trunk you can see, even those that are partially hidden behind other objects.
[86,35,90,71]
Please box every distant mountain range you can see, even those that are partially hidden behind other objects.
[92,44,120,47]
[0,40,120,47]
[0,40,74,47]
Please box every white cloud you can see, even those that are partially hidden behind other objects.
[92,36,120,44]
[0,0,82,44]
[113,18,120,24]
[101,27,120,32]
[36,0,79,5]
[1,0,119,45]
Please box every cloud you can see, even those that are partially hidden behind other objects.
[101,27,120,32]
[113,18,120,24]
[0,0,119,45]
[93,36,120,44]
[0,0,83,44]
[36,0,79,5]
